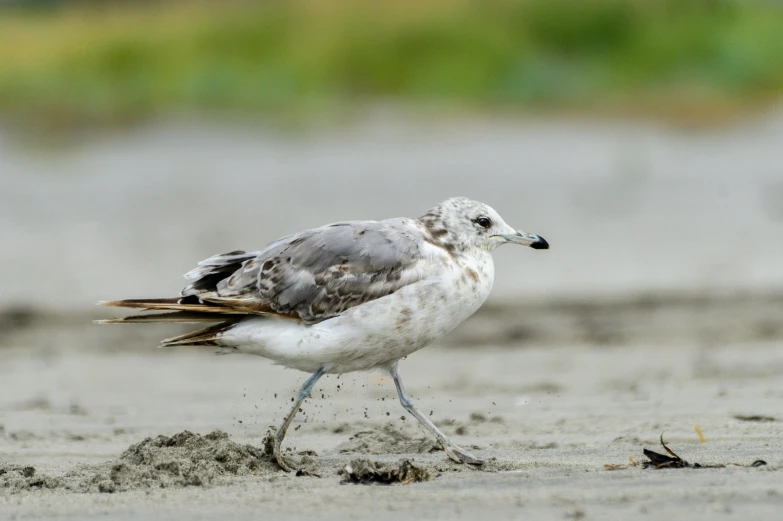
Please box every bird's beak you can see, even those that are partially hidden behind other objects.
[495,231,549,249]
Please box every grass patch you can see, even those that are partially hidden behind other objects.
[1,0,783,128]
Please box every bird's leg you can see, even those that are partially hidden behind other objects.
[389,363,485,465]
[271,366,325,472]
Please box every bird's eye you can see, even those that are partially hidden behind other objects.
[475,217,492,229]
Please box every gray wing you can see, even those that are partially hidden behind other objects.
[180,220,425,323]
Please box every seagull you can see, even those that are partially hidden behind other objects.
[98,197,548,471]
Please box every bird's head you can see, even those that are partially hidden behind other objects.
[420,197,549,253]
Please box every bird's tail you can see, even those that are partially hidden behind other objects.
[158,320,240,347]
[95,298,244,347]
[96,297,247,316]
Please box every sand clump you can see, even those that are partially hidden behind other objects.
[342,459,431,485]
[98,430,275,491]
[335,423,437,455]
[1,430,276,494]
[0,466,62,491]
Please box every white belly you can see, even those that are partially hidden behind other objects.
[220,250,494,374]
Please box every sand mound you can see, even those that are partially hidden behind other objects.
[95,430,274,492]
[1,430,277,494]
[335,424,437,455]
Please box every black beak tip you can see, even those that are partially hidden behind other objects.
[530,236,549,250]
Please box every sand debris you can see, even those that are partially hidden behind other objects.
[1,430,277,494]
[341,459,431,485]
[335,423,437,455]
[101,430,274,490]
[0,466,62,491]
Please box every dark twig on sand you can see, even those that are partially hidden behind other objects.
[605,434,767,471]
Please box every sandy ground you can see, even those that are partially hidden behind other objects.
[1,323,781,520]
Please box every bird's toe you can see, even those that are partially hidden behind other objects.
[273,451,298,472]
[444,443,485,465]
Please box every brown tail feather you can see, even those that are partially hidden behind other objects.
[96,298,246,348]
[94,310,239,324]
[98,298,244,315]
[160,321,239,347]
[100,297,180,306]
[97,297,299,318]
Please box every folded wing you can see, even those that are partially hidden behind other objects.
[184,220,425,323]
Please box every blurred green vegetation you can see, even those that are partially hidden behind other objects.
[1,0,783,128]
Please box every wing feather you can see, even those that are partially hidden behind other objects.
[181,220,424,323]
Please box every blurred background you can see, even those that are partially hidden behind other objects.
[1,2,783,516]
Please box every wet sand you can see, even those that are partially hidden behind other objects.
[1,329,781,520]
